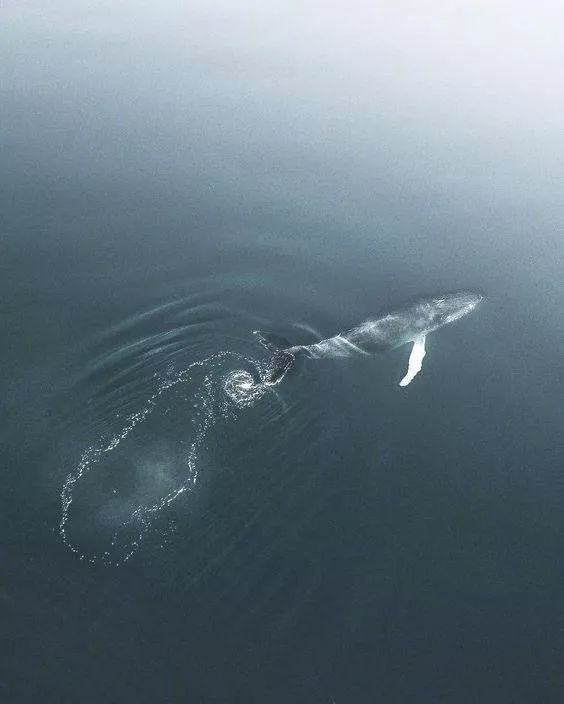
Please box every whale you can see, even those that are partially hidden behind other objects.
[255,290,483,387]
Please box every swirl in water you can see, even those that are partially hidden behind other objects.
[59,351,274,566]
[223,369,268,408]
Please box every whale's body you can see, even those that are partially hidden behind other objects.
[256,290,483,386]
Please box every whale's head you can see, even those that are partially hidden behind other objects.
[421,290,484,330]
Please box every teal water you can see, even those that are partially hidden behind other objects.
[1,3,563,702]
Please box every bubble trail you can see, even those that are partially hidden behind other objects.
[59,351,274,567]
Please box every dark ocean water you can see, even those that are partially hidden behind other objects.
[2,3,563,702]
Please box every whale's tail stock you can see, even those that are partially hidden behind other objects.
[253,330,296,385]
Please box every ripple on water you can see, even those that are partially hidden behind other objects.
[57,284,312,566]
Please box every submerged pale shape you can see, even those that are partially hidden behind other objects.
[399,335,426,387]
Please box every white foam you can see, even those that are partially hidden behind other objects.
[59,351,270,566]
[223,370,267,407]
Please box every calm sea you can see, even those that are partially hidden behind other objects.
[2,3,563,702]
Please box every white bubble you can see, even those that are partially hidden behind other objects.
[223,370,267,408]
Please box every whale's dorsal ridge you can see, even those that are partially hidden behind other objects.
[253,330,291,352]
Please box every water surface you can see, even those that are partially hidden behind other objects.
[2,2,564,702]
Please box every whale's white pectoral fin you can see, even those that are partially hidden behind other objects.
[399,335,426,387]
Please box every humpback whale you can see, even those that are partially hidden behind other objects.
[255,290,483,387]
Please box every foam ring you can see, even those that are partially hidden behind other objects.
[223,370,265,407]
